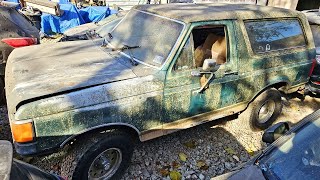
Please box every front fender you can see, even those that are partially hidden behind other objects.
[59,123,141,147]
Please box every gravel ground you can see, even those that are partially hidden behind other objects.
[0,93,320,180]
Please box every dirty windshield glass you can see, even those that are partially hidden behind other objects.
[96,17,122,37]
[108,10,184,67]
[260,118,320,180]
[245,19,306,53]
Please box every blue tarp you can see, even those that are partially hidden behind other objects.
[79,6,112,23]
[4,0,117,34]
[41,5,117,34]
[41,4,85,34]
[3,0,19,3]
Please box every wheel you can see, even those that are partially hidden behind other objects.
[60,130,134,180]
[240,88,283,131]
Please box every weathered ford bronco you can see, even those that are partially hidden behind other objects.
[6,3,316,179]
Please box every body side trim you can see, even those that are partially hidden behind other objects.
[140,102,248,141]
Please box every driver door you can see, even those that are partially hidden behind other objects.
[162,33,201,125]
[163,20,239,126]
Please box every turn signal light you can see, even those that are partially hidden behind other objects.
[11,122,34,143]
[1,37,37,48]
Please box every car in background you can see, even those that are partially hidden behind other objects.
[213,109,320,180]
[60,11,126,41]
[303,9,320,95]
[0,140,64,180]
[0,1,39,102]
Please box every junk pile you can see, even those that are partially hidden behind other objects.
[3,0,117,35]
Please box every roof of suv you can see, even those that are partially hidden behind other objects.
[135,3,303,23]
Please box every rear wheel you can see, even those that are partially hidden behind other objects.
[240,88,283,130]
[60,130,134,180]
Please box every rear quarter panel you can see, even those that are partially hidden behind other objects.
[236,15,315,97]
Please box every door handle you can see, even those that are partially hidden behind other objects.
[224,71,238,76]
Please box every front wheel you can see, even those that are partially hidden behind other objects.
[240,88,283,130]
[60,130,134,180]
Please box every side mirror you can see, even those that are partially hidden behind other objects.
[262,122,290,144]
[191,59,221,77]
[203,59,220,72]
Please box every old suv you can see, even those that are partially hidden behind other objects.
[5,3,315,179]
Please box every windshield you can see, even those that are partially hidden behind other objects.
[107,10,184,68]
[260,117,320,180]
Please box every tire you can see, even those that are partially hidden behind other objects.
[240,88,283,131]
[60,130,134,180]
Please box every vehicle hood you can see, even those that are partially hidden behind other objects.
[5,40,137,111]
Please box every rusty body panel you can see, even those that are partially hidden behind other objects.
[5,3,316,156]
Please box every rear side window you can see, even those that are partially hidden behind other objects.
[245,19,307,53]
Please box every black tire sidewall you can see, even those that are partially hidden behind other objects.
[250,89,283,130]
[73,133,134,180]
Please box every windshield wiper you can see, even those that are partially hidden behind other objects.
[111,45,141,51]
[112,44,141,66]
[86,30,101,38]
[108,32,113,39]
[100,33,113,47]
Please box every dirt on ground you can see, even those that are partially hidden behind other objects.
[0,92,319,180]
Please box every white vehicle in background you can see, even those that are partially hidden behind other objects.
[61,11,126,41]
[303,9,320,95]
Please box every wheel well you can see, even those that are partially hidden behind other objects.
[60,125,141,148]
[272,82,289,91]
[248,82,288,105]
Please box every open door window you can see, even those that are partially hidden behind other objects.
[173,25,229,73]
[192,25,228,68]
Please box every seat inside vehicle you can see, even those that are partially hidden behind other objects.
[192,26,227,68]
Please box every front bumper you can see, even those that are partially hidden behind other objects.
[14,142,38,156]
[14,136,68,156]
